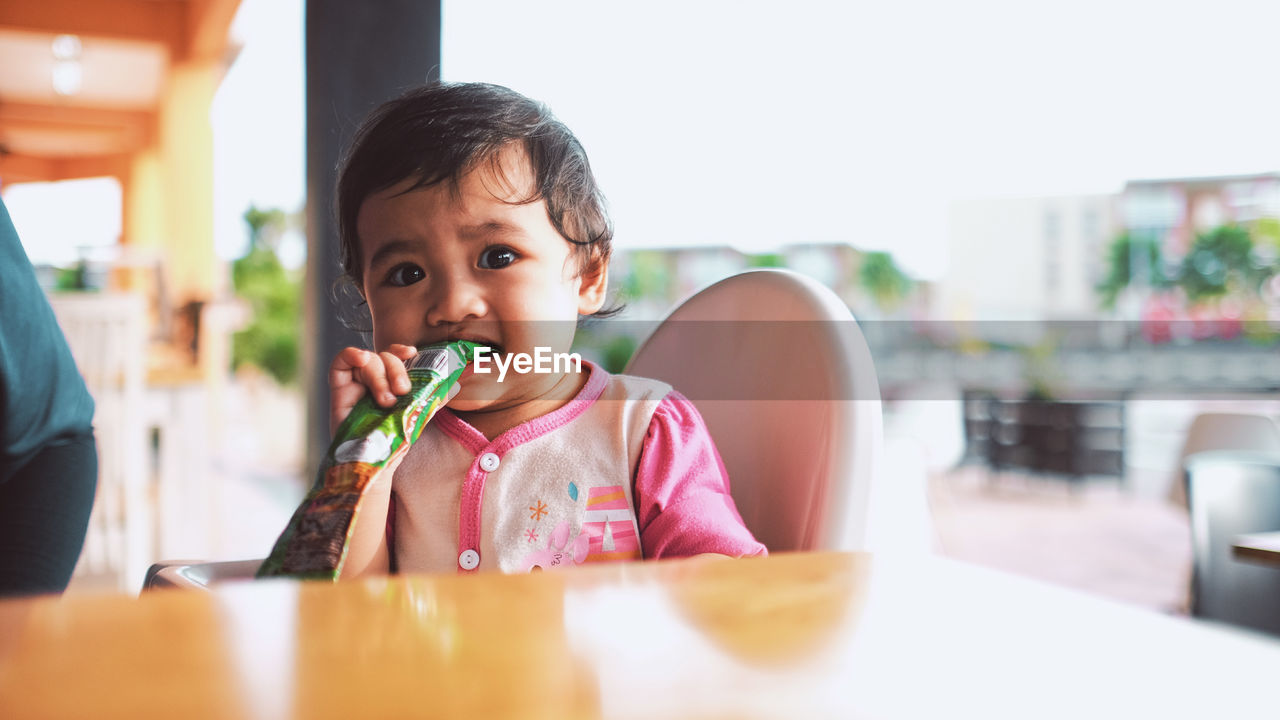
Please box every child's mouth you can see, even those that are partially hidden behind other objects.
[422,337,502,360]
[465,340,502,358]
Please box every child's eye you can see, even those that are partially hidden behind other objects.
[478,246,517,270]
[385,263,425,287]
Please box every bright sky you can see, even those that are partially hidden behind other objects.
[211,0,305,268]
[442,0,1280,280]
[9,0,1280,281]
[4,177,122,265]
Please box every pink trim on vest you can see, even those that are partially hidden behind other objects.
[429,362,609,573]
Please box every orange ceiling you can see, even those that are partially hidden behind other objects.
[0,0,241,183]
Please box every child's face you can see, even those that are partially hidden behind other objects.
[356,146,607,411]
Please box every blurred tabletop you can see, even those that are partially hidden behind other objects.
[2,551,1278,719]
[1233,531,1280,565]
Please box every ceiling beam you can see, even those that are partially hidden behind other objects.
[0,151,131,184]
[0,102,156,158]
[0,0,185,55]
[0,102,155,135]
[0,153,54,184]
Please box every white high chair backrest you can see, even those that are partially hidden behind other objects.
[624,269,882,552]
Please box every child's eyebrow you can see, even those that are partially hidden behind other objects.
[366,239,417,271]
[458,220,527,239]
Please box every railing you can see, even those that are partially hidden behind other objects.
[47,292,152,592]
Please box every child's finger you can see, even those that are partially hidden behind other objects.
[329,346,374,387]
[328,348,376,435]
[356,356,397,406]
[386,344,416,395]
[380,351,412,396]
[387,343,417,360]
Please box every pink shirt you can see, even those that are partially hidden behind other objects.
[633,388,767,559]
[388,362,765,573]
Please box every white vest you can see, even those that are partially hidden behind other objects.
[392,368,671,574]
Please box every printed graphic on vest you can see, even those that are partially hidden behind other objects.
[521,520,589,571]
[581,485,641,562]
[517,485,642,571]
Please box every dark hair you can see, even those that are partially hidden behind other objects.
[336,82,614,299]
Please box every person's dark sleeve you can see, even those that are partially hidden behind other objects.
[0,196,97,595]
[0,197,96,480]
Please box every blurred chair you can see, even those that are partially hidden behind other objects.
[48,292,152,592]
[1184,451,1280,636]
[625,269,883,552]
[1171,413,1280,508]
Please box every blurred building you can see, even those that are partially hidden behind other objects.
[612,242,926,321]
[1122,172,1280,257]
[941,172,1280,321]
[941,193,1118,320]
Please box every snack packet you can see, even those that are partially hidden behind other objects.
[257,340,478,580]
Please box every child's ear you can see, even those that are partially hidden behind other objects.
[576,252,609,315]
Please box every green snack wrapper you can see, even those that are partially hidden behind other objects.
[257,340,478,580]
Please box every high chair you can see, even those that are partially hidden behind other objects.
[625,268,882,552]
[144,269,883,590]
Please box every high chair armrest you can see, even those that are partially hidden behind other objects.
[142,559,264,592]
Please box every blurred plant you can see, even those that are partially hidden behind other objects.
[1095,232,1167,310]
[1176,224,1262,303]
[571,327,638,374]
[597,334,638,374]
[1256,217,1280,249]
[232,205,301,384]
[1021,333,1062,401]
[54,260,90,291]
[243,205,288,251]
[619,251,672,303]
[857,251,913,309]
[746,253,784,268]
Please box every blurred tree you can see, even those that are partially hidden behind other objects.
[1176,224,1263,302]
[243,205,287,251]
[1095,232,1166,310]
[619,251,672,303]
[53,260,89,291]
[598,334,637,374]
[1256,217,1280,246]
[1249,218,1280,279]
[857,251,913,309]
[570,327,637,375]
[232,206,301,384]
[746,252,784,268]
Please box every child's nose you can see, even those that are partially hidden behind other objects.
[425,272,486,326]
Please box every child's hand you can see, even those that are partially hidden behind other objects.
[328,344,417,436]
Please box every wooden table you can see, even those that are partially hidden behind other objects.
[2,552,1278,719]
[1233,531,1280,565]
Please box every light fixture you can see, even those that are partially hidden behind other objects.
[51,34,82,96]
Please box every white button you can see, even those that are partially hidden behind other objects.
[458,549,480,570]
[479,452,500,472]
